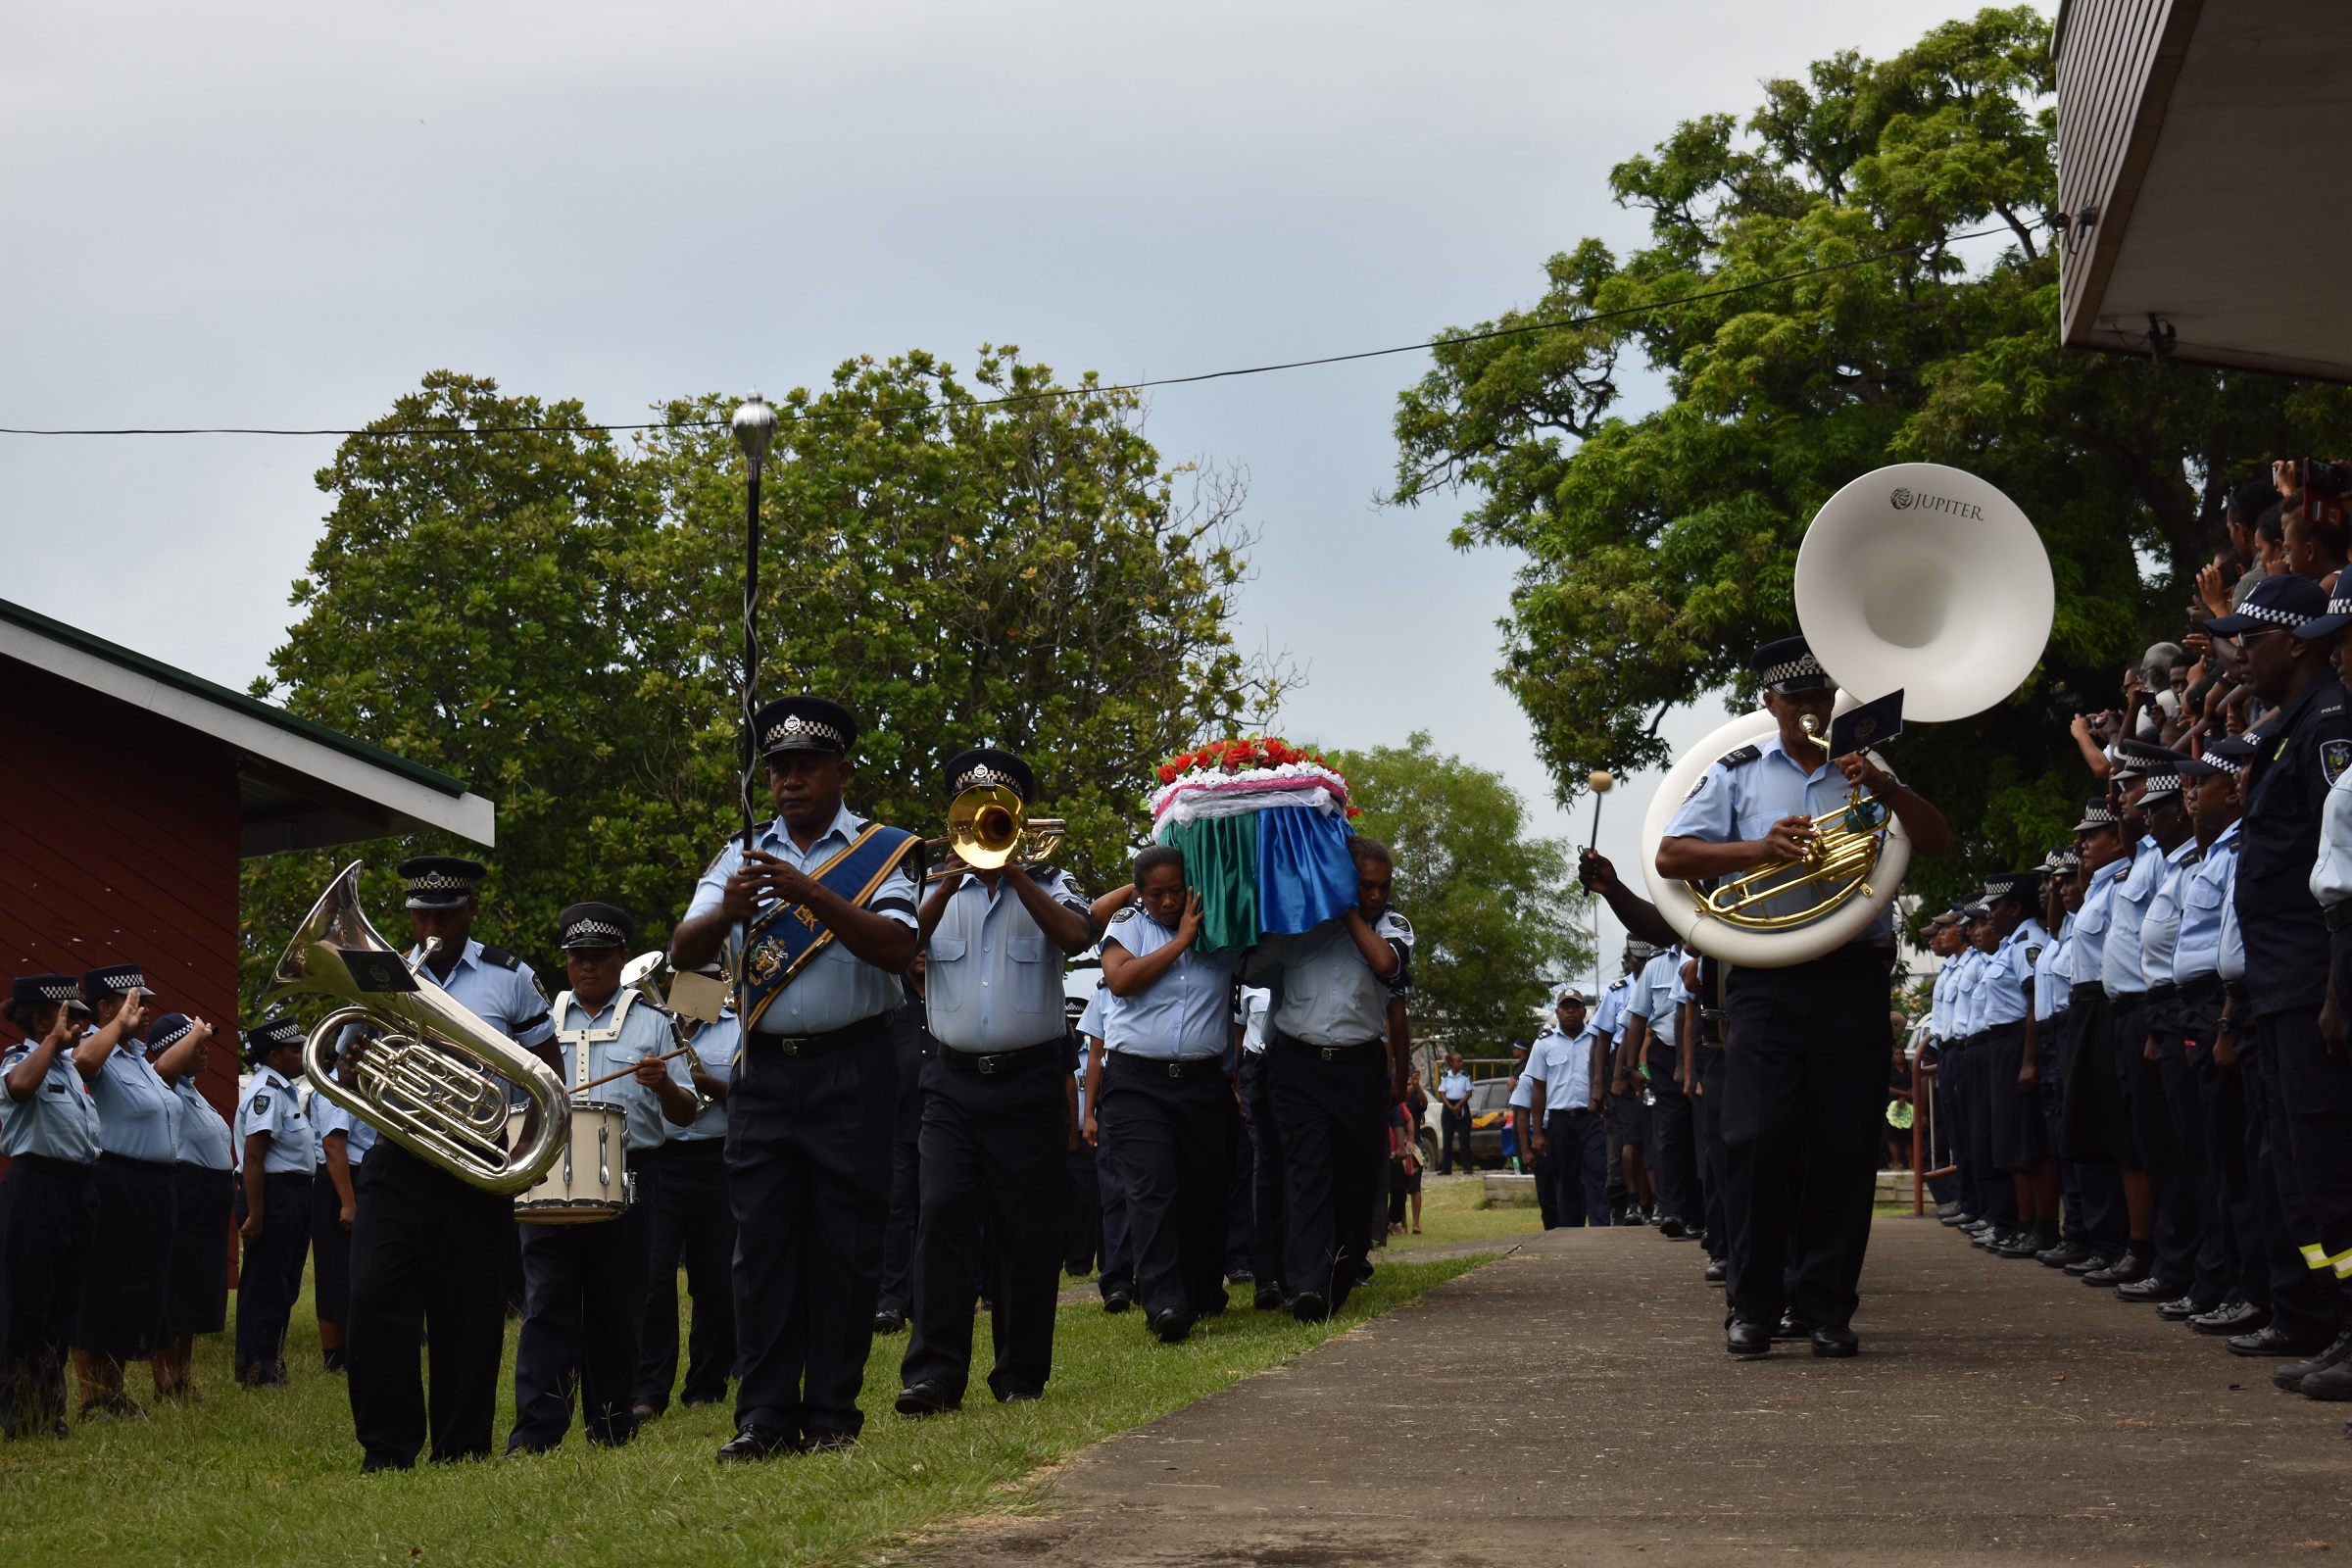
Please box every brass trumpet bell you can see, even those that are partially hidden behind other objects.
[927,784,1065,880]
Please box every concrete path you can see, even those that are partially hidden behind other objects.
[938,1217,2352,1567]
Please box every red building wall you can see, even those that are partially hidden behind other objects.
[0,659,245,1124]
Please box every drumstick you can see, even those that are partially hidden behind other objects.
[571,1043,698,1096]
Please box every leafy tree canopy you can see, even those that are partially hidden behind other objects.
[242,358,1270,997]
[1391,6,2352,915]
[1330,732,1588,1056]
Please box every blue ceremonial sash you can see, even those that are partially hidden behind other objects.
[738,822,922,1034]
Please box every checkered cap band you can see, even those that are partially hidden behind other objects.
[2202,755,2245,778]
[953,762,1012,794]
[406,870,476,894]
[763,712,845,749]
[1759,652,1826,686]
[248,1017,303,1051]
[83,965,144,995]
[561,917,628,947]
[2232,599,2314,628]
[26,976,76,1002]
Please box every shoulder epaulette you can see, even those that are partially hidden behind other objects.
[477,946,521,971]
[1385,912,1415,939]
[1719,745,1762,768]
[1108,906,1139,925]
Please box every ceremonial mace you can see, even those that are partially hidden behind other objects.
[731,393,777,857]
[1587,769,1613,998]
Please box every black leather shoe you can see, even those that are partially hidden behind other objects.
[715,1425,799,1462]
[1101,1289,1133,1314]
[1935,1200,1964,1221]
[2299,1359,2352,1401]
[2229,1324,2317,1358]
[1150,1308,1195,1345]
[1809,1325,1859,1358]
[2082,1253,2147,1287]
[1253,1284,1286,1311]
[895,1380,960,1417]
[1726,1319,1772,1357]
[2193,1301,2268,1337]
[1290,1292,1331,1323]
[1704,1259,1727,1286]
[2065,1250,2116,1277]
[2036,1239,2092,1268]
[1774,1310,1813,1342]
[872,1309,906,1335]
[994,1386,1044,1404]
[2272,1329,2352,1392]
[2115,1275,2180,1303]
[1657,1216,1688,1239]
[2155,1296,2202,1321]
[1996,1232,2045,1259]
[1940,1209,1977,1228]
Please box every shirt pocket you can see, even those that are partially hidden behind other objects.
[1007,935,1051,1014]
[929,936,969,1013]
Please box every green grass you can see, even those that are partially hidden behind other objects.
[1392,1171,1546,1244]
[0,1255,1482,1567]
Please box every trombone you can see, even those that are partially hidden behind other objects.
[925,784,1065,883]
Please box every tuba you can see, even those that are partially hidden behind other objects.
[924,784,1065,882]
[1639,463,2053,967]
[265,861,569,1194]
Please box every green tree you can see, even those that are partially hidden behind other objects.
[241,356,1270,1000]
[1390,7,2352,915]
[1329,732,1588,1055]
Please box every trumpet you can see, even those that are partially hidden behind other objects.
[924,783,1065,882]
[264,861,569,1195]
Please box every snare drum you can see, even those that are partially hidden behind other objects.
[513,1099,634,1224]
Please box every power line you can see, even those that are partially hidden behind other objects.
[0,222,2017,439]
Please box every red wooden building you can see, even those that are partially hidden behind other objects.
[0,594,494,1130]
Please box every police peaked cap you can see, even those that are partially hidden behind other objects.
[245,1014,304,1061]
[400,856,485,909]
[2073,800,2121,833]
[146,1013,196,1051]
[81,962,145,998]
[1751,634,1833,694]
[557,902,636,951]
[11,973,80,1008]
[2208,571,2328,636]
[755,696,858,758]
[944,747,1035,804]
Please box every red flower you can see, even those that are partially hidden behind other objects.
[1157,764,1178,784]
[1346,806,1361,818]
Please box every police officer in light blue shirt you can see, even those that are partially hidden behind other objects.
[510,904,699,1454]
[1974,874,2053,1255]
[2062,796,2149,1280]
[308,1088,375,1373]
[638,997,740,1419]
[1527,987,1607,1227]
[2,973,117,1436]
[900,748,1094,1415]
[1620,945,1700,1240]
[233,1015,314,1389]
[144,1012,233,1402]
[668,697,923,1461]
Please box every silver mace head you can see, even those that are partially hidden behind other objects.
[732,390,777,469]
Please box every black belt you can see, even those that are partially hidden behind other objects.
[2179,974,2224,1003]
[2328,901,2352,933]
[1107,1051,1226,1081]
[753,1012,888,1058]
[942,1038,1062,1076]
[98,1151,175,1177]
[2070,981,2105,1006]
[10,1152,94,1181]
[2112,989,2148,1007]
[2147,982,2179,1004]
[260,1170,316,1187]
[1273,1032,1383,1063]
[1547,1105,1595,1120]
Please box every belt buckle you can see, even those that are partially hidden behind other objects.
[978,1054,1002,1076]
[1166,1060,1184,1079]
[1319,1046,1340,1062]
[776,1037,806,1057]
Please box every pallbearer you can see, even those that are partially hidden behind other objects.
[510,904,698,1452]
[1656,634,1952,1358]
[232,1014,315,1389]
[669,697,921,1459]
[899,749,1093,1411]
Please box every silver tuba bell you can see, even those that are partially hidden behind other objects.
[264,861,569,1194]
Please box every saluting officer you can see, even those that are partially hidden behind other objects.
[510,904,699,1452]
[72,963,182,1417]
[233,1015,315,1389]
[899,749,1094,1411]
[635,974,742,1419]
[1242,837,1414,1321]
[147,1012,233,1403]
[668,697,920,1460]
[1092,844,1244,1346]
[1,974,114,1438]
[1656,634,1952,1358]
[346,855,557,1472]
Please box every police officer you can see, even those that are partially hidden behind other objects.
[510,904,698,1452]
[1528,986,1607,1227]
[1972,873,2053,1258]
[345,854,557,1471]
[635,977,741,1418]
[1077,982,1140,1312]
[148,1012,233,1403]
[899,749,1093,1410]
[2132,768,2222,1315]
[2066,798,2149,1282]
[669,697,920,1459]
[1657,633,1953,1357]
[1091,844,1243,1345]
[1944,906,1992,1232]
[233,1014,315,1389]
[1242,837,1414,1322]
[1620,943,1697,1239]
[1924,909,1970,1219]
[1605,942,1659,1225]
[71,964,186,1417]
[1436,1051,1474,1177]
[1,974,113,1437]
[310,1082,375,1373]
[874,959,933,1339]
[2230,573,2352,1396]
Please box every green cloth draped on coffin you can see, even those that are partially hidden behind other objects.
[1161,814,1258,955]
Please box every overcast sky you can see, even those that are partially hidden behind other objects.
[1,0,2006,986]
